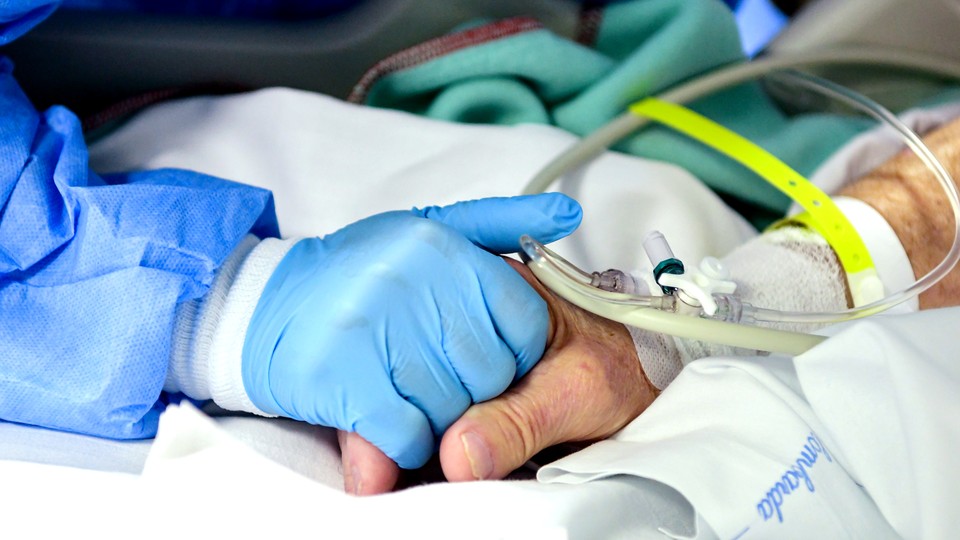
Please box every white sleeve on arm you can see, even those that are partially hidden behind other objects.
[165,235,300,415]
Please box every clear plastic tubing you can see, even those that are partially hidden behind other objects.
[751,70,960,323]
[520,236,827,355]
[523,47,960,324]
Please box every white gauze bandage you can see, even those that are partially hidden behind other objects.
[626,226,851,390]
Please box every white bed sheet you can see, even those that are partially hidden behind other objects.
[4,88,958,539]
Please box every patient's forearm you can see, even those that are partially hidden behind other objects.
[840,117,960,309]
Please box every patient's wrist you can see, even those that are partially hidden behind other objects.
[618,225,851,390]
[838,116,960,309]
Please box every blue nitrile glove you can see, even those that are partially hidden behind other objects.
[242,194,582,469]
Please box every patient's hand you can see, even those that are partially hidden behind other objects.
[438,258,656,481]
[338,258,657,494]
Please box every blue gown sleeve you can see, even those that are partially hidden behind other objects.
[0,51,279,438]
[0,0,60,46]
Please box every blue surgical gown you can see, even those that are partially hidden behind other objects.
[0,1,279,439]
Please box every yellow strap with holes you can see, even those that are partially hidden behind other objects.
[628,97,883,306]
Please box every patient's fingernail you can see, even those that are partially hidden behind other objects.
[350,464,362,495]
[343,455,363,495]
[461,432,494,480]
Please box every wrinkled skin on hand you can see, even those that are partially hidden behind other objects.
[338,258,658,495]
[840,116,960,309]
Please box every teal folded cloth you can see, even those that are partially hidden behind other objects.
[350,0,875,228]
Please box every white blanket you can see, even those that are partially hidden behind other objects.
[542,307,960,539]
[3,88,958,539]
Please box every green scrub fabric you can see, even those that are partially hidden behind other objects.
[352,0,875,228]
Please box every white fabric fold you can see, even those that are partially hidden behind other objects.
[795,308,960,539]
[540,307,960,538]
[87,87,756,274]
[1,401,704,539]
[538,354,896,538]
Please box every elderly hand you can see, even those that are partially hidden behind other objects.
[243,194,582,470]
[339,258,658,493]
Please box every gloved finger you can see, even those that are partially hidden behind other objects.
[412,193,582,254]
[351,389,437,470]
[466,252,551,381]
[362,217,536,430]
[338,430,400,496]
[441,284,528,402]
[436,255,538,401]
[389,326,473,435]
[264,325,438,470]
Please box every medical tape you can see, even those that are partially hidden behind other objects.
[627,97,883,306]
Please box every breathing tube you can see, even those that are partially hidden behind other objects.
[520,48,960,355]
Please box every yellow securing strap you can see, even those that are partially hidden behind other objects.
[628,97,882,306]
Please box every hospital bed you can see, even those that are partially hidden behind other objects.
[8,0,957,114]
[2,1,959,538]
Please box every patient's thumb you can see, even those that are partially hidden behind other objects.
[439,389,560,482]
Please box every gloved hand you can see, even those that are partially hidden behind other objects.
[242,194,582,468]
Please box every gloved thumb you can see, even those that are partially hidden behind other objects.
[412,193,582,254]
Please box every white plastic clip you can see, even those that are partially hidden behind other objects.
[657,257,738,316]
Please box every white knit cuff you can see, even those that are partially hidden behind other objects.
[167,235,300,416]
[207,237,300,415]
[166,235,260,397]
